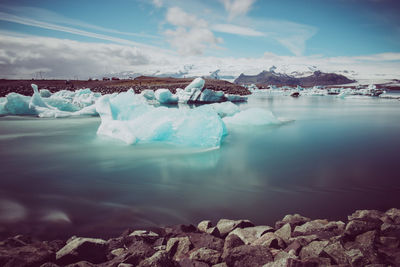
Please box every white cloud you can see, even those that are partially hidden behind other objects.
[164,7,222,55]
[0,12,161,50]
[152,0,163,8]
[213,24,265,37]
[219,0,257,19]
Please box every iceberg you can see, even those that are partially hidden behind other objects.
[199,89,224,102]
[140,89,155,100]
[154,89,178,104]
[4,93,36,115]
[184,77,205,92]
[96,90,226,148]
[39,89,52,98]
[223,108,282,126]
[209,102,239,117]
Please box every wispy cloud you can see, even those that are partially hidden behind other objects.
[212,24,265,37]
[0,11,166,52]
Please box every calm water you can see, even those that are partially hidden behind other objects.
[1,95,400,240]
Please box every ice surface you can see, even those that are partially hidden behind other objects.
[39,89,52,98]
[209,102,240,117]
[199,89,224,102]
[154,89,178,104]
[96,90,225,148]
[223,108,282,126]
[184,77,205,92]
[141,90,155,100]
[4,93,36,115]
[175,88,201,103]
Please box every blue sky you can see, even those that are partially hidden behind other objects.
[0,0,400,78]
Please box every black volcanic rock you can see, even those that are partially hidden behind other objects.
[234,70,354,87]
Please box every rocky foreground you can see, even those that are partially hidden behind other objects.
[1,209,399,267]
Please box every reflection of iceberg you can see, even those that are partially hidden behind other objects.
[96,90,226,148]
[223,108,282,126]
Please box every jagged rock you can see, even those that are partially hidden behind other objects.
[186,233,224,252]
[227,226,273,245]
[189,247,221,265]
[348,209,385,223]
[288,235,318,247]
[275,214,311,229]
[299,240,329,260]
[65,261,96,267]
[322,241,348,265]
[222,234,244,259]
[379,236,399,248]
[197,221,212,232]
[274,223,291,244]
[177,258,209,267]
[118,264,134,267]
[110,248,125,257]
[284,240,302,255]
[137,251,174,267]
[129,230,159,242]
[252,232,285,249]
[56,237,107,265]
[293,220,344,240]
[107,240,155,266]
[206,227,220,238]
[216,219,254,238]
[41,263,60,267]
[224,245,273,267]
[377,247,400,265]
[0,241,57,267]
[385,208,400,224]
[344,220,377,237]
[345,249,369,266]
[380,223,400,238]
[211,263,227,267]
[166,237,193,260]
[263,250,297,267]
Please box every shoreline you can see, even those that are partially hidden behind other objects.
[1,208,399,266]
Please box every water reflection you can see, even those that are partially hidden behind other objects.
[0,96,400,239]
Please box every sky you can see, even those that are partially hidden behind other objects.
[0,0,400,79]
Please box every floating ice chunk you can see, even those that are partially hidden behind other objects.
[209,102,240,117]
[39,89,52,98]
[3,93,35,115]
[154,89,178,104]
[30,84,52,110]
[0,98,6,115]
[44,98,80,112]
[141,89,155,100]
[184,77,205,92]
[199,89,224,102]
[176,88,201,103]
[96,91,225,148]
[223,108,281,126]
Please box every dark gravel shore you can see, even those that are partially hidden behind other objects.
[0,77,251,97]
[1,208,399,266]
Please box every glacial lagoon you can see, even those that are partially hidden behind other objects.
[1,94,400,240]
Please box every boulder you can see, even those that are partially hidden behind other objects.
[224,245,273,267]
[120,240,156,266]
[166,237,193,260]
[252,232,285,249]
[216,219,254,238]
[344,220,377,237]
[0,242,56,267]
[348,209,384,224]
[56,238,107,265]
[222,234,244,259]
[65,261,96,267]
[226,226,273,245]
[293,220,344,239]
[137,251,174,267]
[322,241,348,265]
[275,214,311,229]
[186,233,224,252]
[274,223,291,244]
[380,223,400,238]
[379,236,399,248]
[385,208,400,224]
[288,235,318,247]
[299,240,329,260]
[177,258,209,267]
[345,249,369,266]
[197,221,212,233]
[189,247,221,265]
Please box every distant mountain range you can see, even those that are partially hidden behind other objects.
[234,70,355,87]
